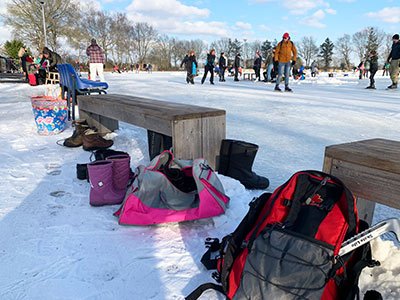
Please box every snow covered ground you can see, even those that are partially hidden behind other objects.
[0,71,399,299]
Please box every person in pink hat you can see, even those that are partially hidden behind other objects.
[274,32,297,92]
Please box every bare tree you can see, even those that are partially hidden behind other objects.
[3,0,77,52]
[150,35,173,70]
[352,30,369,62]
[82,9,114,62]
[210,38,230,56]
[131,22,158,64]
[381,33,393,62]
[170,39,188,67]
[187,39,207,62]
[110,13,132,64]
[336,34,353,70]
[297,36,319,67]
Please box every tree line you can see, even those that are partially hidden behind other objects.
[0,0,394,71]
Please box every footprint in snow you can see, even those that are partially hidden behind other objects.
[166,264,179,274]
[50,190,69,198]
[48,204,64,216]
[45,163,61,170]
[47,169,61,176]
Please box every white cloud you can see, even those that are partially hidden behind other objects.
[366,7,400,24]
[259,24,271,31]
[127,0,210,18]
[126,0,232,38]
[80,0,102,11]
[235,22,252,30]
[325,8,336,15]
[0,25,12,45]
[0,1,12,45]
[283,0,329,15]
[249,0,276,3]
[300,9,326,28]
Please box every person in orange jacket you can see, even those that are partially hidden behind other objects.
[274,32,297,92]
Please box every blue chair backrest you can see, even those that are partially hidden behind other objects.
[57,64,74,90]
[56,64,65,85]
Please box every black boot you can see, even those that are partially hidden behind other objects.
[218,139,269,190]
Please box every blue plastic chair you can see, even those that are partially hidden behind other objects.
[57,64,72,120]
[57,63,108,121]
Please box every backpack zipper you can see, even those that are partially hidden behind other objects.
[305,176,330,205]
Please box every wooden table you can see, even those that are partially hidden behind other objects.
[323,138,400,224]
[78,94,226,170]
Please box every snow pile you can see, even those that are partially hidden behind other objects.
[0,72,399,299]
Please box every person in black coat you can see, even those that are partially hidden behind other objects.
[181,51,198,84]
[201,49,216,84]
[180,53,190,83]
[233,53,241,81]
[253,50,262,81]
[218,52,227,82]
[41,47,63,72]
[387,34,400,89]
[366,50,378,89]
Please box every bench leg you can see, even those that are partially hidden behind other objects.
[356,197,376,225]
[172,115,225,170]
[147,130,172,160]
[79,109,119,134]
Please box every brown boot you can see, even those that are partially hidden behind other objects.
[63,120,89,147]
[82,129,114,151]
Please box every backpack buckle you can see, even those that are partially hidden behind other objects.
[205,238,220,251]
[212,271,221,282]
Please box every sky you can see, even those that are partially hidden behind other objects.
[0,0,399,47]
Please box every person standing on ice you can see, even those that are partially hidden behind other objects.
[253,50,262,81]
[86,38,106,82]
[233,53,241,81]
[311,60,318,77]
[274,32,297,92]
[181,50,197,84]
[218,52,227,82]
[365,50,378,89]
[387,34,400,89]
[201,49,216,85]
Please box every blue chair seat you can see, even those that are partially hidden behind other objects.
[78,78,108,91]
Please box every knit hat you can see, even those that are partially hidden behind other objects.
[283,32,290,39]
[393,34,399,40]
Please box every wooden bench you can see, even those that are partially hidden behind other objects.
[323,138,400,224]
[242,72,256,80]
[78,94,226,170]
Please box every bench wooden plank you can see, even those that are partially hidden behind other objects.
[324,158,400,209]
[325,138,400,174]
[78,94,226,170]
[79,94,225,121]
[202,115,226,169]
[323,138,400,224]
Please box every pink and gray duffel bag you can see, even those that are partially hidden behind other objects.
[114,150,230,225]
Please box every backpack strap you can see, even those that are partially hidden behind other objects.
[185,283,224,300]
[200,238,220,270]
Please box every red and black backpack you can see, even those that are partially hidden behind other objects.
[187,170,379,300]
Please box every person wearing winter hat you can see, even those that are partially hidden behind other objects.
[86,38,106,82]
[387,34,400,89]
[274,32,297,92]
